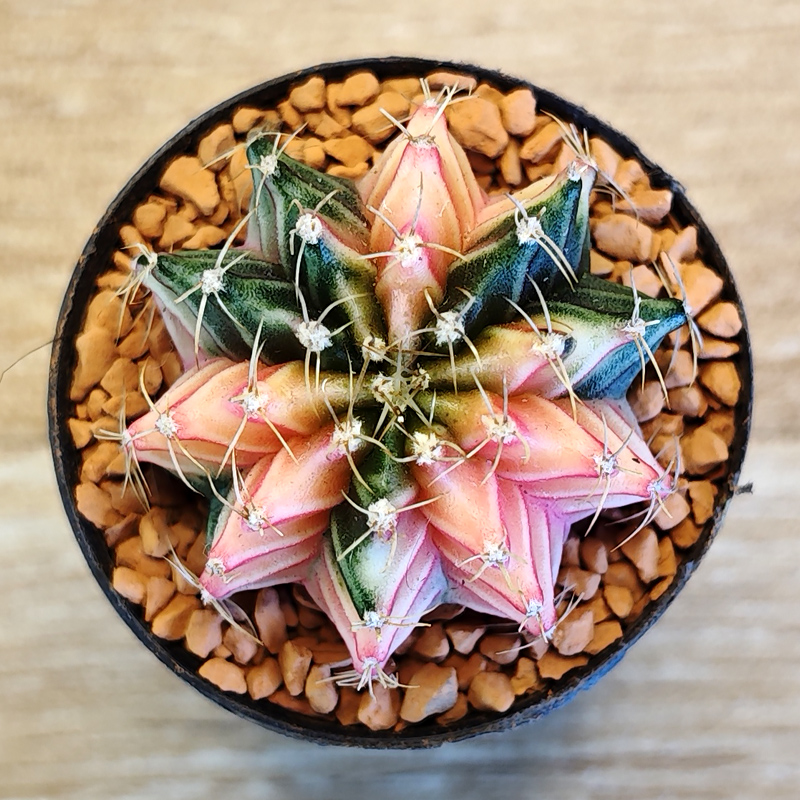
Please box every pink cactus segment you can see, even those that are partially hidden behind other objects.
[470,175,556,242]
[371,145,463,344]
[360,99,484,251]
[521,490,576,606]
[305,511,446,674]
[200,508,328,599]
[579,398,665,475]
[412,450,505,557]
[443,391,597,485]
[432,480,559,638]
[127,359,328,472]
[469,322,553,394]
[405,100,486,236]
[244,423,359,526]
[444,391,660,505]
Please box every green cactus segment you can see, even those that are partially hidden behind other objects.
[297,227,388,360]
[245,138,369,270]
[329,427,414,617]
[145,250,313,365]
[202,473,234,548]
[327,503,376,616]
[434,168,593,345]
[541,277,687,398]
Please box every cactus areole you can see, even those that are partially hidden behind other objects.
[50,59,751,746]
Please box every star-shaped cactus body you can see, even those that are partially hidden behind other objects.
[124,85,687,691]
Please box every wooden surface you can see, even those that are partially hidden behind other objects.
[1,1,798,797]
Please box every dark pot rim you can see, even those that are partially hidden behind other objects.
[48,56,753,749]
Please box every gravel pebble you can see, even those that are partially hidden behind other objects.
[688,480,717,525]
[455,652,487,691]
[559,566,601,600]
[537,651,589,681]
[426,71,477,93]
[185,610,223,658]
[653,492,691,532]
[616,188,672,225]
[446,97,509,158]
[657,537,678,577]
[671,518,702,549]
[144,576,175,621]
[629,381,666,422]
[351,92,410,143]
[223,625,260,665]
[198,124,235,170]
[580,537,609,574]
[414,622,450,661]
[198,658,247,694]
[510,657,541,695]
[585,620,623,655]
[479,634,521,665]
[592,213,653,262]
[305,664,338,715]
[159,156,220,216]
[323,134,373,167]
[358,682,399,730]
[111,566,147,604]
[151,594,200,640]
[604,585,634,618]
[254,588,287,654]
[552,609,594,656]
[467,672,515,713]
[338,71,380,106]
[400,664,458,723]
[682,425,729,475]
[158,214,196,250]
[436,693,469,725]
[696,302,743,338]
[279,640,313,696]
[133,202,167,238]
[246,658,283,700]
[289,76,326,112]
[699,361,742,406]
[620,527,660,583]
[668,385,708,418]
[500,88,536,136]
[446,622,486,654]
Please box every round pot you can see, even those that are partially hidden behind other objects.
[49,56,753,748]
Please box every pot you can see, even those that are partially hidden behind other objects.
[48,56,753,748]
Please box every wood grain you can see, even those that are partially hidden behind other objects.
[1,1,798,798]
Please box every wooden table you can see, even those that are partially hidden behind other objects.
[1,1,797,797]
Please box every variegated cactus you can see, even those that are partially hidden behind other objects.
[119,83,687,692]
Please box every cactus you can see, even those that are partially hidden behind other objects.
[119,84,687,692]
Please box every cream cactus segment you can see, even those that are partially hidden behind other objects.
[110,78,691,695]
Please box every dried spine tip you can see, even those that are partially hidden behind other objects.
[296,319,333,352]
[411,431,444,465]
[154,411,180,439]
[483,414,518,445]
[201,267,225,295]
[362,336,387,362]
[434,310,465,345]
[292,213,323,245]
[332,418,363,453]
[366,498,398,537]
[531,331,567,360]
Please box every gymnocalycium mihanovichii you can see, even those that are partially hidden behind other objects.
[115,82,688,693]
